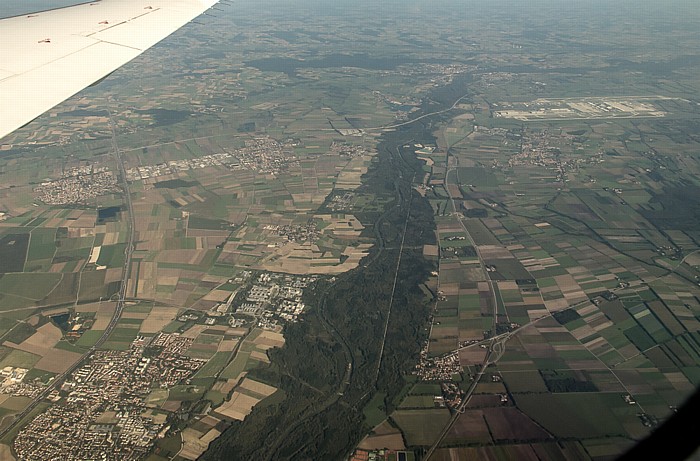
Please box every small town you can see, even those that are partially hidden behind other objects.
[414,349,462,382]
[227,136,300,176]
[265,220,321,243]
[123,136,299,180]
[12,333,205,461]
[32,135,304,206]
[35,167,120,205]
[125,152,233,181]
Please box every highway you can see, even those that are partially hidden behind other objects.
[0,109,136,441]
[94,109,137,350]
[422,126,502,460]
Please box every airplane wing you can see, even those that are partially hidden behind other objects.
[0,0,219,140]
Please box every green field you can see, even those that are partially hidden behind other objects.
[107,327,140,343]
[0,350,41,369]
[398,395,436,409]
[362,391,387,429]
[194,352,231,378]
[0,273,61,302]
[168,385,206,401]
[391,408,451,446]
[75,330,104,347]
[219,351,251,380]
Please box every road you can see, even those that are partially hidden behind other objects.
[92,109,136,350]
[0,109,136,441]
[422,347,493,461]
[374,170,417,383]
[422,127,502,460]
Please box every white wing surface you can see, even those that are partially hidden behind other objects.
[0,0,219,140]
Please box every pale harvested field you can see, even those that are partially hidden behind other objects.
[359,433,406,451]
[255,331,285,348]
[180,428,209,461]
[227,328,248,336]
[172,289,196,308]
[213,391,260,421]
[75,301,102,313]
[11,323,62,356]
[135,261,157,298]
[201,274,227,285]
[182,325,208,339]
[199,415,221,428]
[335,154,373,189]
[260,242,371,275]
[202,290,230,303]
[440,283,460,296]
[95,411,119,424]
[498,281,519,291]
[145,389,169,407]
[0,443,15,461]
[201,428,221,444]
[34,348,83,374]
[212,379,238,395]
[684,252,700,266]
[249,351,270,363]
[186,229,229,239]
[5,397,35,415]
[179,428,221,460]
[66,214,95,229]
[359,420,406,450]
[459,348,488,366]
[544,298,569,311]
[102,232,120,246]
[135,231,167,252]
[238,378,276,397]
[92,302,118,329]
[372,420,400,436]
[121,311,150,319]
[479,246,512,259]
[43,216,64,228]
[423,244,439,257]
[158,250,208,265]
[104,267,122,284]
[438,227,464,237]
[157,276,180,286]
[290,193,326,208]
[218,339,239,352]
[49,262,67,273]
[156,267,181,280]
[140,307,179,334]
[162,400,181,412]
[459,328,483,342]
[523,295,545,305]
